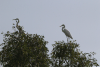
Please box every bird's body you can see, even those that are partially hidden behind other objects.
[62,28,73,39]
[60,24,73,42]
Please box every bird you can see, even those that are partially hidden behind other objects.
[60,24,73,42]
[13,18,22,37]
[13,18,19,29]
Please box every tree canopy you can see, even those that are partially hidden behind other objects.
[0,19,51,67]
[51,41,99,67]
[0,19,99,67]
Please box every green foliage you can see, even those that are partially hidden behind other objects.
[0,19,99,67]
[0,21,51,67]
[51,41,99,67]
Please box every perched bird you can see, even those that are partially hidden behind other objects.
[13,18,22,37]
[60,24,73,42]
[13,18,19,29]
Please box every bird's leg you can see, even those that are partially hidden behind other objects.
[67,37,70,43]
[67,37,68,43]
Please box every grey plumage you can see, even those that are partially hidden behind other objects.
[13,18,19,29]
[13,18,22,37]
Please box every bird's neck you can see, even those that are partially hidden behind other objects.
[62,27,65,31]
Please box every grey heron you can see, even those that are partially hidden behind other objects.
[13,18,22,37]
[60,24,73,42]
[13,18,19,29]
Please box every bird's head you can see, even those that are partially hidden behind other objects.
[13,18,19,20]
[60,24,65,27]
[13,18,19,23]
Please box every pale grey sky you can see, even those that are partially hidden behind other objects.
[0,0,100,67]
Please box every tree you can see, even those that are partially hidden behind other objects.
[51,41,99,67]
[0,18,99,67]
[0,19,51,67]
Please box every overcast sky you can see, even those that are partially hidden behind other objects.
[0,0,100,67]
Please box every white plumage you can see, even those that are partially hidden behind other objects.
[60,24,73,42]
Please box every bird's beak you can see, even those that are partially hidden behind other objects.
[13,19,16,20]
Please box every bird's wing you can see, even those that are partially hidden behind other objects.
[63,29,73,39]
